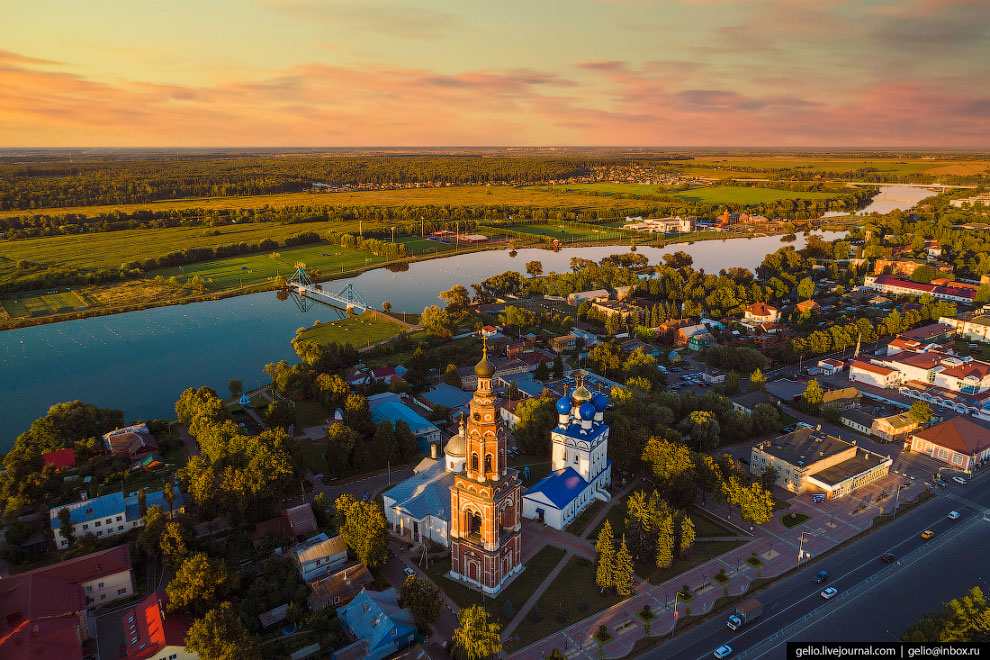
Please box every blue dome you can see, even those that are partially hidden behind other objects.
[592,391,608,412]
[578,402,596,420]
[556,397,571,414]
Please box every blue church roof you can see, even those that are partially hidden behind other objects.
[524,467,587,509]
[555,422,609,442]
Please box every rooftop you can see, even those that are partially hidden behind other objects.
[810,449,891,486]
[912,416,990,454]
[293,532,347,564]
[756,428,852,468]
[14,544,131,585]
[899,323,955,341]
[524,466,591,509]
[382,458,454,521]
[850,360,897,377]
[369,398,438,434]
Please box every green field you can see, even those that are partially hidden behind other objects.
[294,311,407,348]
[673,185,840,205]
[504,222,623,242]
[148,243,385,290]
[1,289,88,318]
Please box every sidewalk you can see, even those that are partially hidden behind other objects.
[505,483,933,660]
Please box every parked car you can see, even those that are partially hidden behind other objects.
[921,530,935,539]
[812,571,829,583]
[714,645,733,659]
[820,587,838,600]
[879,552,895,563]
[362,492,370,501]
[948,511,961,520]
[403,567,416,576]
[952,476,967,485]
[782,426,797,433]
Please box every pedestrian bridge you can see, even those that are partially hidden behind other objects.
[287,267,369,313]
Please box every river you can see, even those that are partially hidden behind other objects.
[822,184,936,217]
[0,231,849,449]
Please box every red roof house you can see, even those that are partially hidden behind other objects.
[121,592,193,660]
[43,448,76,471]
[0,573,88,660]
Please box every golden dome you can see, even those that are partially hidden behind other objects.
[474,338,495,378]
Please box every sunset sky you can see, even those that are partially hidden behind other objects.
[2,0,988,147]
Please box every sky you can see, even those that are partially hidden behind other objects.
[1,0,988,147]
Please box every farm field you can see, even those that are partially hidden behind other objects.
[148,243,385,290]
[532,183,674,196]
[0,289,89,318]
[0,185,650,221]
[679,156,989,178]
[293,311,407,348]
[673,185,840,204]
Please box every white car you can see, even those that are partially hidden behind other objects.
[403,567,416,576]
[948,511,961,520]
[714,645,733,659]
[952,476,967,485]
[820,587,838,600]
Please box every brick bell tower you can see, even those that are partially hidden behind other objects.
[449,339,522,594]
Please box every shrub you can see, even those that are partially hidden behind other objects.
[528,606,543,623]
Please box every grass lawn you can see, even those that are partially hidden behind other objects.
[296,436,328,475]
[421,544,567,622]
[294,400,329,429]
[673,185,839,205]
[773,494,793,510]
[782,512,811,529]
[504,223,623,243]
[294,311,406,348]
[515,461,552,489]
[591,492,738,540]
[505,556,627,652]
[635,540,747,586]
[149,242,385,290]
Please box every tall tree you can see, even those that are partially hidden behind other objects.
[166,553,230,616]
[525,260,543,277]
[57,507,74,547]
[614,536,634,597]
[797,277,815,300]
[909,401,934,425]
[184,602,260,660]
[655,513,674,569]
[678,516,696,558]
[335,494,389,568]
[227,378,243,400]
[160,521,189,567]
[421,305,454,339]
[444,363,463,388]
[399,575,444,633]
[453,605,502,660]
[595,521,616,593]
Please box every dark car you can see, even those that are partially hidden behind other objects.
[879,553,895,563]
[812,571,829,583]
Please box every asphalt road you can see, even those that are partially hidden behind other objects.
[639,474,990,660]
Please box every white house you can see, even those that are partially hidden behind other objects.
[743,303,781,324]
[289,532,348,582]
[51,487,187,549]
[848,360,900,388]
[522,381,612,529]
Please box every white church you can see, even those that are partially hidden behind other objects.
[521,378,612,529]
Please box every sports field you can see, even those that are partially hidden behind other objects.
[1,289,88,318]
[673,185,840,204]
[294,311,406,348]
[504,223,623,242]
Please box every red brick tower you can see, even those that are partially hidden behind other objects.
[449,340,522,594]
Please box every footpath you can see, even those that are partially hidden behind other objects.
[505,468,929,660]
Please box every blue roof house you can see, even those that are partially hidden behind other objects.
[332,588,417,660]
[51,486,188,549]
[368,393,441,453]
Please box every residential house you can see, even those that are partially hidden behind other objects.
[767,378,809,403]
[251,503,319,548]
[908,417,990,471]
[796,299,821,316]
[822,387,863,411]
[368,393,441,452]
[743,303,781,324]
[500,399,522,429]
[730,390,772,413]
[43,448,76,472]
[675,323,709,347]
[750,428,891,499]
[308,563,374,612]
[51,487,187,549]
[550,334,577,353]
[332,588,417,660]
[657,318,692,336]
[289,532,348,582]
[103,423,159,459]
[120,592,196,660]
[16,545,134,609]
[481,325,500,338]
[506,340,536,358]
[849,360,900,388]
[817,358,845,376]
[898,323,956,345]
[873,412,920,443]
[0,570,89,660]
[688,332,715,351]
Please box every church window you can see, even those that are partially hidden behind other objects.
[485,454,493,473]
[471,453,479,471]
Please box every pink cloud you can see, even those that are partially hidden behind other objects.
[0,50,986,147]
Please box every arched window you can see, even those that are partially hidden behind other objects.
[484,454,493,474]
[471,453,479,472]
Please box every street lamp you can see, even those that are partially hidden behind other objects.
[798,531,814,562]
[671,591,681,638]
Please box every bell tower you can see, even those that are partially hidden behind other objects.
[449,339,523,594]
